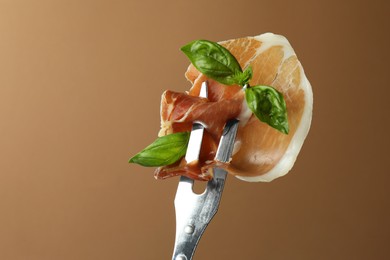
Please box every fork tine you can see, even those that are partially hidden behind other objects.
[184,81,208,164]
[199,81,208,98]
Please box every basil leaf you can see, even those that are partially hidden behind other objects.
[181,40,245,86]
[245,86,289,134]
[129,132,190,167]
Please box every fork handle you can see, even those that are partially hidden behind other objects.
[172,171,227,260]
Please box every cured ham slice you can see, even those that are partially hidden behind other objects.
[155,33,313,182]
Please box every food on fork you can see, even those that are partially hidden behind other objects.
[130,33,313,182]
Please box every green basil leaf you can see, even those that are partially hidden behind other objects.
[245,85,289,134]
[129,132,190,167]
[181,39,244,86]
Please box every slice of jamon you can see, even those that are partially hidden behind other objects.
[155,33,313,182]
[156,81,245,181]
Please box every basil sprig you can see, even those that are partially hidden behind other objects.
[181,39,289,134]
[129,132,190,167]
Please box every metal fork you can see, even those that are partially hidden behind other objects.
[172,81,239,260]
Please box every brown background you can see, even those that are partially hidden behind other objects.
[0,0,389,259]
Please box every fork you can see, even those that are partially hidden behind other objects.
[172,81,239,260]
